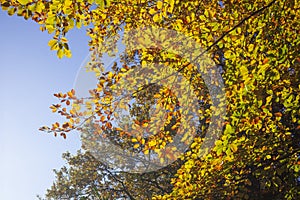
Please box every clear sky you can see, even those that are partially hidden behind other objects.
[0,11,91,199]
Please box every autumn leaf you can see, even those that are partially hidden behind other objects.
[5,0,298,199]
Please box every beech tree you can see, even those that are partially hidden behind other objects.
[42,150,181,199]
[1,0,300,199]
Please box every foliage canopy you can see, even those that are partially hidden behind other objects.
[1,0,300,199]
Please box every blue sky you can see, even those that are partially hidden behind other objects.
[0,11,91,199]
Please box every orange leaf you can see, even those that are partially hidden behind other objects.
[274,112,282,117]
[100,115,106,122]
[262,58,269,64]
[67,91,74,98]
[114,127,123,131]
[106,122,112,129]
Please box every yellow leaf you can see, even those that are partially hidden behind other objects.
[61,37,68,43]
[224,51,231,59]
[157,1,163,9]
[141,60,147,66]
[133,144,140,149]
[65,49,72,58]
[101,13,107,19]
[149,140,157,147]
[64,0,72,6]
[171,124,177,130]
[142,122,148,127]
[190,142,197,149]
[149,8,156,15]
[53,122,59,129]
[153,93,161,98]
[70,109,75,115]
[230,143,238,153]
[240,66,248,77]
[107,71,114,79]
[248,44,254,52]
[144,149,149,155]
[18,0,29,5]
[200,15,206,21]
[50,43,59,51]
[266,96,272,104]
[204,10,209,17]
[153,13,161,22]
[57,49,64,59]
[76,20,82,29]
[160,157,164,163]
[48,39,57,48]
[131,138,138,143]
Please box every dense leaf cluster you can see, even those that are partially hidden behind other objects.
[2,0,300,199]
